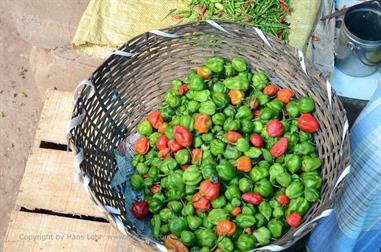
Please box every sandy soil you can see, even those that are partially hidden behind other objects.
[0,8,43,244]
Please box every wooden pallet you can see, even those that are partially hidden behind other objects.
[2,89,147,252]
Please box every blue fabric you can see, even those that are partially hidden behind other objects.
[307,85,381,252]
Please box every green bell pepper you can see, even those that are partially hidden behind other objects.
[148,132,161,147]
[130,174,144,190]
[175,149,191,165]
[183,165,202,185]
[239,177,253,192]
[181,230,196,247]
[160,103,175,121]
[253,120,263,133]
[272,206,284,219]
[224,203,234,213]
[236,138,250,152]
[132,154,144,167]
[165,91,180,108]
[159,208,174,223]
[223,118,241,131]
[253,227,271,246]
[294,142,315,155]
[223,145,242,160]
[182,203,195,216]
[236,214,256,228]
[193,136,203,148]
[268,219,283,238]
[276,172,292,187]
[199,101,217,115]
[188,100,200,113]
[218,237,234,252]
[237,233,256,251]
[208,209,230,225]
[225,184,241,201]
[151,214,161,239]
[188,90,211,102]
[160,224,169,235]
[180,114,194,131]
[211,195,227,209]
[249,166,269,182]
[212,113,226,125]
[223,76,249,91]
[169,217,187,237]
[244,147,262,159]
[167,189,185,201]
[241,205,255,215]
[298,96,315,113]
[284,132,299,151]
[164,126,174,139]
[299,131,313,142]
[286,181,304,199]
[212,92,229,108]
[223,105,236,118]
[168,201,183,214]
[210,140,226,156]
[202,164,217,179]
[148,197,163,214]
[252,72,268,90]
[302,157,322,172]
[205,57,225,73]
[301,172,322,189]
[185,184,198,195]
[258,201,272,221]
[287,197,310,215]
[224,63,237,77]
[255,179,274,197]
[167,170,184,191]
[286,154,302,173]
[255,213,266,228]
[189,74,205,91]
[267,99,283,113]
[257,93,270,105]
[269,164,285,183]
[235,105,252,120]
[286,101,300,118]
[136,162,149,175]
[305,188,320,202]
[187,215,203,231]
[137,119,152,136]
[213,81,228,93]
[231,198,241,207]
[241,118,254,134]
[260,107,276,120]
[232,57,247,72]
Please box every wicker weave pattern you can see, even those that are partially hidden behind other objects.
[69,21,350,250]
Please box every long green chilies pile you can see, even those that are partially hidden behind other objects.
[128,56,322,251]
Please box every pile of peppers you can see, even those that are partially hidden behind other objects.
[128,57,322,252]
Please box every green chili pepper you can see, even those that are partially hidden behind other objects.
[144,177,154,187]
[182,203,195,216]
[286,101,300,118]
[148,132,161,147]
[199,229,218,248]
[132,154,144,167]
[189,74,205,91]
[193,136,203,148]
[253,121,264,133]
[199,247,210,252]
[244,147,262,159]
[223,145,242,160]
[237,233,256,251]
[187,215,203,231]
[252,72,268,90]
[169,217,187,237]
[160,224,169,235]
[151,214,161,239]
[213,82,227,93]
[255,179,274,197]
[210,139,225,156]
[236,138,250,152]
[188,100,200,113]
[175,149,191,165]
[231,198,241,207]
[165,91,181,108]
[232,57,247,72]
[164,126,174,139]
[160,103,175,121]
[208,209,230,225]
[202,164,217,179]
[269,164,284,183]
[181,230,196,247]
[286,181,304,199]
[159,208,174,223]
[212,113,226,125]
[130,174,144,190]
[305,188,320,202]
[185,70,197,83]
[185,184,198,195]
[225,184,241,201]
[167,189,184,201]
[239,177,253,192]
[153,191,166,203]
[276,172,292,187]
[273,206,284,219]
[224,202,234,213]
[235,105,252,120]
[267,99,283,113]
[253,226,271,245]
[249,166,269,182]
[160,157,178,174]
[211,195,227,209]
[240,118,254,134]
[179,114,194,131]
[241,205,255,215]
[290,197,310,215]
[183,165,202,185]
[172,79,182,94]
[225,63,237,77]
[148,197,163,214]
[295,142,315,155]
[136,162,149,174]
[223,118,241,131]
[168,201,183,214]
[223,76,249,91]
[236,214,256,228]
[302,157,322,172]
[205,57,225,73]
[286,154,302,174]
[229,177,240,186]
[299,96,315,113]
[258,201,272,221]
[218,237,234,252]
[284,132,298,151]
[260,107,276,120]
[268,219,283,238]
[255,213,266,228]
[167,170,185,191]
[188,90,211,102]
[137,119,153,136]
[201,133,214,143]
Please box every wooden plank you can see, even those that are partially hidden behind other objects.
[16,148,103,218]
[34,89,73,148]
[3,211,148,252]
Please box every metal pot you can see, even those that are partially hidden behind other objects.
[335,0,381,77]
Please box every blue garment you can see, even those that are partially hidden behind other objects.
[307,85,381,252]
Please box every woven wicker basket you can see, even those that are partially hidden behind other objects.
[68,21,350,251]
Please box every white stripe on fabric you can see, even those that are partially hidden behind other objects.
[253,27,272,48]
[104,205,121,215]
[206,20,231,34]
[112,50,135,57]
[340,120,349,156]
[66,113,85,133]
[73,80,95,105]
[83,174,91,195]
[115,218,128,235]
[156,243,168,252]
[297,49,307,75]
[326,80,332,108]
[330,165,351,199]
[150,29,179,38]
[293,209,334,237]
[74,148,84,172]
[250,244,286,251]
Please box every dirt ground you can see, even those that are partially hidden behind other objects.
[0,8,43,244]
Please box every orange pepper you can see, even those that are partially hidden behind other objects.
[158,122,168,134]
[277,89,294,104]
[194,113,211,133]
[228,89,244,105]
[236,156,252,172]
[263,84,279,96]
[196,67,211,80]
[164,235,189,252]
[216,220,237,237]
[134,136,149,155]
[226,130,242,143]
